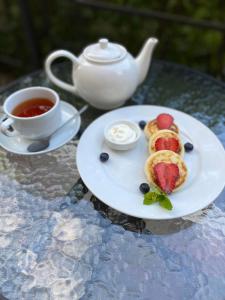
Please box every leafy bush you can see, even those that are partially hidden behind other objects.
[1,0,225,80]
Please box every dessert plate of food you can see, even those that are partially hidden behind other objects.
[76,105,225,219]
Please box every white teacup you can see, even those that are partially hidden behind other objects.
[0,87,61,140]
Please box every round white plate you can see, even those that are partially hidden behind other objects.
[77,105,225,220]
[0,101,81,155]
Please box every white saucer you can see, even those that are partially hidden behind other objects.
[0,101,81,155]
[77,105,225,220]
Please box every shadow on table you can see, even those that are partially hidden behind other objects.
[68,179,213,235]
[90,195,198,235]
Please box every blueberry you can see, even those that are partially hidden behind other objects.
[139,183,150,194]
[100,152,109,162]
[139,120,146,130]
[184,142,194,152]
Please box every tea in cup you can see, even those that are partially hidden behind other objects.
[0,87,61,139]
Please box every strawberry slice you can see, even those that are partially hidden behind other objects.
[154,162,179,194]
[155,137,180,153]
[154,162,167,192]
[156,113,174,129]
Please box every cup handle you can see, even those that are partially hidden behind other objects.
[45,50,80,94]
[0,118,17,137]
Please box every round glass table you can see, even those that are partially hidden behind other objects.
[0,60,225,300]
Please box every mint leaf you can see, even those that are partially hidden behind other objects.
[151,186,161,194]
[143,192,159,205]
[158,195,173,211]
[143,186,173,210]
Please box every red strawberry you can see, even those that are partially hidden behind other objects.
[156,113,174,129]
[154,162,167,192]
[154,162,179,194]
[155,137,180,153]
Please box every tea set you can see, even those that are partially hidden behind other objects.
[0,37,158,155]
[1,37,225,220]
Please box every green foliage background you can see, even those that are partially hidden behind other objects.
[1,0,225,82]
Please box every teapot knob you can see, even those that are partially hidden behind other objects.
[99,38,108,49]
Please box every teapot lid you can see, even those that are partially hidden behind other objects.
[83,38,127,63]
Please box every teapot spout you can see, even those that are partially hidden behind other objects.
[135,37,158,85]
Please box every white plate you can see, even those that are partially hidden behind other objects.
[0,101,81,155]
[77,105,225,220]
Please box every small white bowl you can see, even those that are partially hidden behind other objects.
[104,120,141,151]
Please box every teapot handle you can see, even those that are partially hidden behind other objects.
[45,50,79,94]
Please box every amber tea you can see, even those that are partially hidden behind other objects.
[12,98,54,118]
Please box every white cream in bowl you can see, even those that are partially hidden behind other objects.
[104,120,141,150]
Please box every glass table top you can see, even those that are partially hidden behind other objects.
[0,60,225,300]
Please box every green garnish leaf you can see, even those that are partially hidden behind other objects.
[143,186,173,211]
[151,186,162,195]
[158,194,173,211]
[143,192,159,205]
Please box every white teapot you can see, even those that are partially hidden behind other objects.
[45,37,158,110]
